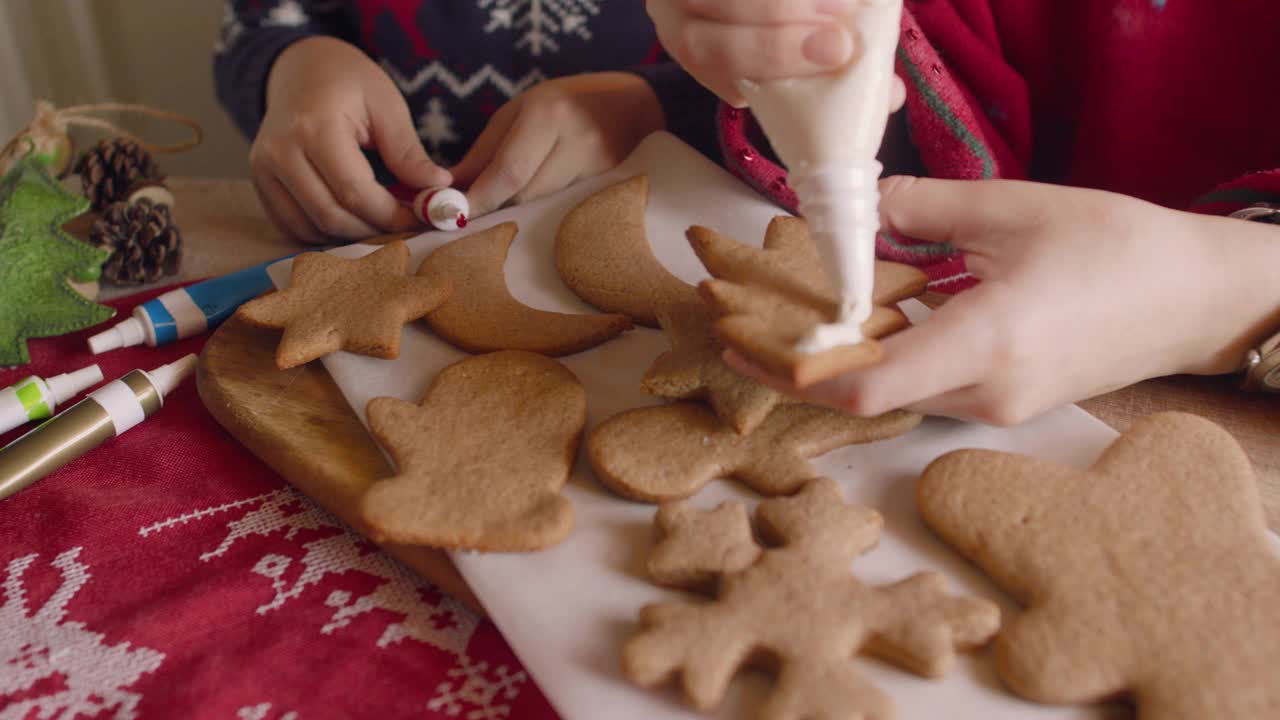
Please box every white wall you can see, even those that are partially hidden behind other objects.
[4,0,250,179]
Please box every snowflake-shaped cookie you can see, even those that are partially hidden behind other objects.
[625,478,999,718]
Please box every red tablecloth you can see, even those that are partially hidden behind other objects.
[1,286,559,720]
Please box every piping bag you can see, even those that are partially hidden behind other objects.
[665,0,904,352]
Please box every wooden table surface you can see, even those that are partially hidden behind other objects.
[158,177,1280,532]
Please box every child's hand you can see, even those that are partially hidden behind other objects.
[647,0,903,107]
[448,73,665,217]
[251,37,452,244]
[728,177,1280,424]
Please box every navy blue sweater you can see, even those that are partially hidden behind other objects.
[213,0,720,168]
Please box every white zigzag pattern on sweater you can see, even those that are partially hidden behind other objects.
[381,60,545,99]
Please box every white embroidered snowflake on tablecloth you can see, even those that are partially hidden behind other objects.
[427,657,528,720]
[479,0,601,55]
[0,548,165,720]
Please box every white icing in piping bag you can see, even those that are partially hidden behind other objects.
[737,0,903,352]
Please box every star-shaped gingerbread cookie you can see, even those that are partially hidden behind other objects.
[236,240,451,369]
[641,301,785,435]
[689,217,927,387]
[918,412,1280,718]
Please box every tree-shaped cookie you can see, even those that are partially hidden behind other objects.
[625,478,1000,718]
[0,156,113,366]
[918,412,1280,718]
[236,240,451,369]
[689,217,927,387]
[417,222,633,356]
[588,402,921,502]
[360,350,583,551]
[642,301,785,435]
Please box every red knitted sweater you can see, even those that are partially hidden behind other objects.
[720,1,1280,291]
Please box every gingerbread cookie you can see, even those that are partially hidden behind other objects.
[642,301,784,435]
[360,350,583,551]
[918,412,1280,717]
[625,478,1000,718]
[417,222,633,356]
[588,401,921,502]
[688,216,928,310]
[688,219,927,387]
[236,241,451,369]
[555,174,698,327]
[699,279,908,389]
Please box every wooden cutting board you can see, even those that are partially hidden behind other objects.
[197,313,483,614]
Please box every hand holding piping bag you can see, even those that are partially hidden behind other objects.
[650,0,906,346]
[737,0,905,350]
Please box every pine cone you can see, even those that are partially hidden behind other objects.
[78,138,162,211]
[89,198,182,285]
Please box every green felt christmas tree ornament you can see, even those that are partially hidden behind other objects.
[0,156,115,367]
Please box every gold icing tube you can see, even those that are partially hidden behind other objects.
[0,354,196,501]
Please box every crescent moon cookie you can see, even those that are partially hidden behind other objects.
[688,217,928,388]
[361,351,584,552]
[235,240,452,369]
[918,412,1280,718]
[555,174,699,327]
[418,222,634,356]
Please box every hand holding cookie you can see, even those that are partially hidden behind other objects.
[449,73,665,218]
[730,176,1280,425]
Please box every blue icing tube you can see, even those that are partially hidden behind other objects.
[87,254,298,354]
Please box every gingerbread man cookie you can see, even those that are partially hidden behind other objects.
[918,412,1280,718]
[588,401,921,502]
